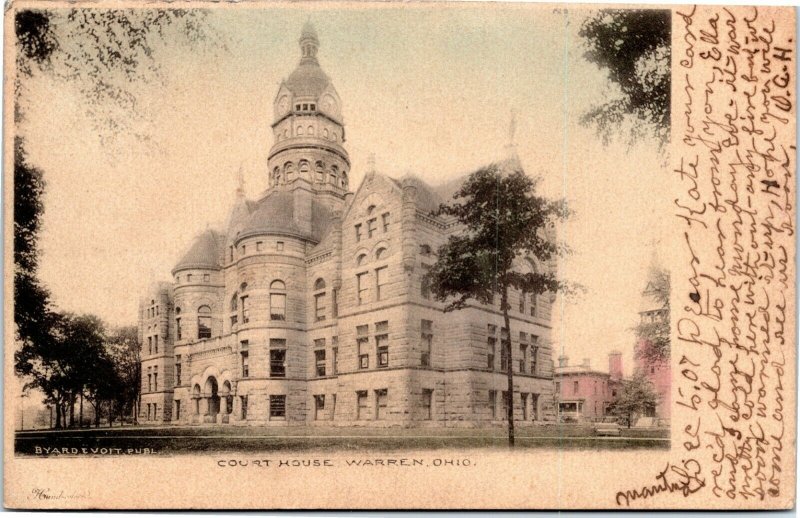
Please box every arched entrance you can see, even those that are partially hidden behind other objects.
[204,377,219,423]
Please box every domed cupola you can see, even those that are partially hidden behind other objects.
[172,229,224,274]
[268,22,350,195]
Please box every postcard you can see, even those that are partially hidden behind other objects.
[3,1,796,509]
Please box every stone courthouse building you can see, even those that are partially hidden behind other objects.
[138,23,557,427]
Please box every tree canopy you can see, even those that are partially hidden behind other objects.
[608,372,659,428]
[428,159,572,313]
[579,9,670,145]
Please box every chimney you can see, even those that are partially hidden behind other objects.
[558,355,569,368]
[609,350,623,380]
[582,358,591,369]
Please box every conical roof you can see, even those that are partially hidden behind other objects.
[172,229,223,273]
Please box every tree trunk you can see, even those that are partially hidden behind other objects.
[79,392,84,428]
[68,393,75,428]
[54,402,62,429]
[501,285,515,448]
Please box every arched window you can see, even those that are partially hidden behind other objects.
[367,205,376,215]
[197,305,212,339]
[341,171,348,189]
[330,165,338,186]
[375,247,387,260]
[332,131,337,142]
[313,278,326,322]
[299,160,310,178]
[230,293,238,325]
[175,307,182,341]
[270,280,286,321]
[239,283,250,324]
[315,161,325,183]
[323,128,329,139]
[307,125,314,136]
[284,162,295,181]
[297,126,304,136]
[272,167,280,185]
[357,253,367,266]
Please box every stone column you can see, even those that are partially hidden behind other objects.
[219,397,228,424]
[200,397,209,416]
[232,396,241,421]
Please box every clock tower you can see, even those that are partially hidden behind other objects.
[267,22,350,194]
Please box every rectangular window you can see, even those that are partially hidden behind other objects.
[421,319,433,367]
[574,380,579,394]
[154,369,158,391]
[382,212,390,232]
[500,343,509,371]
[332,337,339,375]
[241,295,250,323]
[357,391,368,420]
[314,394,325,420]
[489,390,497,419]
[147,373,152,392]
[519,290,526,313]
[314,346,326,377]
[241,244,246,255]
[270,293,286,320]
[154,335,159,353]
[241,395,248,420]
[530,293,537,317]
[501,391,510,419]
[176,318,182,340]
[241,349,249,378]
[521,393,528,420]
[148,336,152,355]
[269,395,286,419]
[375,266,388,301]
[531,346,539,375]
[355,224,362,242]
[422,389,433,420]
[357,272,369,305]
[376,333,389,368]
[531,393,539,420]
[357,325,369,369]
[375,389,388,420]
[175,356,182,386]
[367,218,377,238]
[487,337,496,370]
[203,273,210,282]
[519,344,527,373]
[270,341,287,377]
[276,241,284,251]
[175,400,181,420]
[332,288,339,318]
[420,263,432,299]
[314,292,326,321]
[256,241,263,252]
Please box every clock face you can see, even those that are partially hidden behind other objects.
[277,95,290,115]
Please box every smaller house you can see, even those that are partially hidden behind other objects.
[554,352,623,422]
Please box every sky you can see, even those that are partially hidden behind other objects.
[20,4,670,376]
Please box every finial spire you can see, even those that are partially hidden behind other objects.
[503,109,520,163]
[299,21,319,61]
[236,164,245,198]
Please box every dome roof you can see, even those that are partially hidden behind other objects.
[285,62,331,99]
[238,190,333,242]
[172,229,223,273]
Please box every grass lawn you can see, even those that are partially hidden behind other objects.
[15,424,669,455]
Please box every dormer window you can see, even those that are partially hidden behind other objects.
[295,104,301,111]
[310,103,316,110]
[303,103,308,110]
